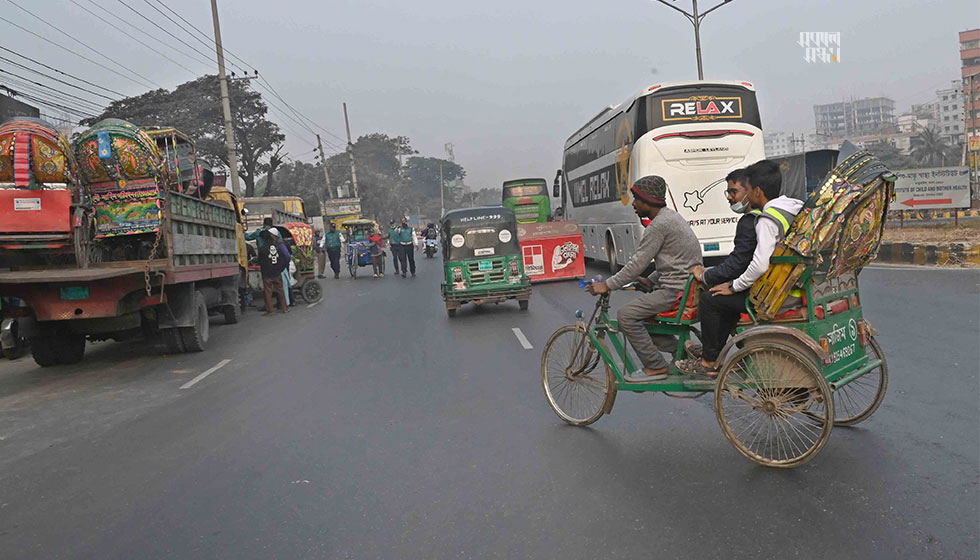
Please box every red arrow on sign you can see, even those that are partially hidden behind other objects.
[900,197,953,207]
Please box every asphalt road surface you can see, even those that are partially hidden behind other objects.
[1,257,977,559]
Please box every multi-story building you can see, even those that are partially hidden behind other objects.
[936,80,964,147]
[813,97,896,138]
[961,29,979,148]
[764,131,797,157]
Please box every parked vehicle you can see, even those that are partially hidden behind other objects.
[0,119,242,367]
[440,207,530,317]
[242,196,306,230]
[246,222,322,305]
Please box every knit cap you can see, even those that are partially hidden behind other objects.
[630,175,667,206]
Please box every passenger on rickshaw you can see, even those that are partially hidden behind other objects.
[587,175,702,382]
[677,159,804,377]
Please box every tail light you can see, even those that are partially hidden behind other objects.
[850,295,859,308]
[814,306,825,319]
[452,267,462,282]
[509,260,519,276]
[857,321,868,346]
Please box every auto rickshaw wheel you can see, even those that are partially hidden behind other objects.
[541,325,612,426]
[301,279,322,304]
[715,343,833,468]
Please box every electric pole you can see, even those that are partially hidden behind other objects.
[651,0,734,80]
[439,163,445,218]
[316,134,333,199]
[343,102,359,198]
[210,0,241,197]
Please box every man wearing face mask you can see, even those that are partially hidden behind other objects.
[677,160,803,377]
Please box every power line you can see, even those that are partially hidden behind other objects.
[0,14,152,92]
[0,45,124,98]
[69,0,207,76]
[3,0,160,89]
[0,52,118,102]
[1,86,98,118]
[149,0,255,74]
[0,68,106,111]
[114,0,218,68]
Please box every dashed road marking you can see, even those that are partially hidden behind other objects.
[180,359,231,390]
[512,328,533,350]
[307,300,322,308]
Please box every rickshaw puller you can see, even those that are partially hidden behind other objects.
[677,160,803,377]
[587,176,702,381]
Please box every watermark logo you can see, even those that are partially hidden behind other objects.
[798,32,840,63]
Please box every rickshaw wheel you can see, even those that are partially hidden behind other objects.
[715,343,833,468]
[301,279,322,304]
[807,337,888,427]
[541,325,613,426]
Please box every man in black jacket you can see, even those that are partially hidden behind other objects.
[678,168,759,373]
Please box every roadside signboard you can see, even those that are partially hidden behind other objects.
[893,167,970,209]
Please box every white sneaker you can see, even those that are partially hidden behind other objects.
[373,273,379,278]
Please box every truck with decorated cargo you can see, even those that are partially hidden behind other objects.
[0,118,243,367]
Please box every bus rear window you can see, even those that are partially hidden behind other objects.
[504,185,546,198]
[646,86,761,130]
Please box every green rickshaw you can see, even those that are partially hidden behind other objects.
[440,207,531,317]
[541,148,894,468]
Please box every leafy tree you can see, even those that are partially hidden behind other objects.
[911,128,958,167]
[865,140,911,171]
[82,75,284,197]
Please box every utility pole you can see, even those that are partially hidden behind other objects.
[316,134,333,199]
[210,0,241,197]
[439,163,445,218]
[342,102,359,198]
[651,0,734,80]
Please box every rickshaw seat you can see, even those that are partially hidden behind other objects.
[647,290,699,323]
[738,306,805,326]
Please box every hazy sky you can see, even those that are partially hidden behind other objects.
[4,0,978,189]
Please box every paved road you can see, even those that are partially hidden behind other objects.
[0,257,977,559]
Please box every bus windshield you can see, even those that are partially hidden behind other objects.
[503,184,547,198]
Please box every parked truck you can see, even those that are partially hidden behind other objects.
[242,196,307,230]
[322,197,362,229]
[0,118,242,367]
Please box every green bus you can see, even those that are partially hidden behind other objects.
[502,178,551,223]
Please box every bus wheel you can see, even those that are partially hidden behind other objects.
[605,235,620,274]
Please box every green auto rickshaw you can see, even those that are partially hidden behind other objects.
[440,207,531,317]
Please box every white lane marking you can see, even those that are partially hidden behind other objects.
[512,328,533,350]
[180,359,231,390]
[307,300,322,308]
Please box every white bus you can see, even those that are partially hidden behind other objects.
[553,80,765,268]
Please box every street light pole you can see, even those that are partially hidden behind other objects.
[651,0,735,80]
[210,0,241,197]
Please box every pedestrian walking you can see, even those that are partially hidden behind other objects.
[395,217,418,277]
[258,229,289,314]
[320,222,344,279]
[314,228,327,278]
[368,229,385,277]
[386,220,401,276]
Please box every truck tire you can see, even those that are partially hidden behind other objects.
[180,291,209,352]
[223,302,241,325]
[162,328,185,353]
[58,334,85,365]
[30,336,60,367]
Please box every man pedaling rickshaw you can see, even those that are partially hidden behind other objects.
[676,159,804,378]
[587,175,702,382]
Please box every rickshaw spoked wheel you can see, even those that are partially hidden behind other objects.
[715,343,833,468]
[805,336,888,427]
[541,325,613,426]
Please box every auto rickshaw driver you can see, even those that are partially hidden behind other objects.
[587,175,702,382]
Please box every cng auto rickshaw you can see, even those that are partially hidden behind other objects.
[541,148,894,468]
[440,207,531,317]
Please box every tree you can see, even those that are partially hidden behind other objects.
[865,140,911,171]
[82,75,284,197]
[911,128,958,167]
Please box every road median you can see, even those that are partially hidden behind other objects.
[876,241,980,266]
